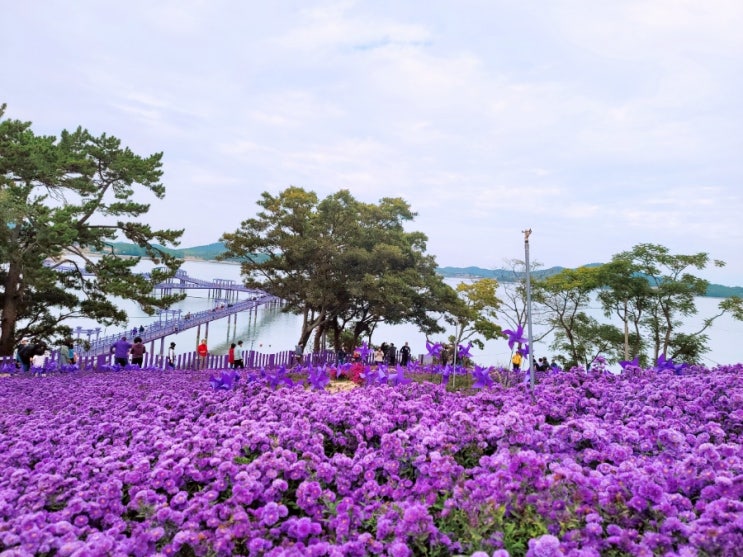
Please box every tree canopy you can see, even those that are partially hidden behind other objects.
[530,243,743,367]
[0,104,183,355]
[220,187,464,350]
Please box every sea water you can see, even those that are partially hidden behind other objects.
[69,259,743,368]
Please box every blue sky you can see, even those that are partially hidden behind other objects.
[2,1,742,284]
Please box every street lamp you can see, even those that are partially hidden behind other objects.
[523,229,535,390]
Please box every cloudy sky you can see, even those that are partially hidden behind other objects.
[2,1,742,284]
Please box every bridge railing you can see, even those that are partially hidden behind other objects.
[0,348,344,372]
[83,294,279,356]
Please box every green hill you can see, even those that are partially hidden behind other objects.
[95,242,742,297]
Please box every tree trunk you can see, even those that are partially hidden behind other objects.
[0,261,22,356]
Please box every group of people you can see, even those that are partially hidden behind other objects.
[227,340,245,369]
[110,336,152,368]
[13,338,49,372]
[110,336,181,369]
[371,341,412,366]
[511,351,555,372]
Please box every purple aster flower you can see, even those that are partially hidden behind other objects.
[527,533,561,556]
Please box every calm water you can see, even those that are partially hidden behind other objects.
[71,260,743,368]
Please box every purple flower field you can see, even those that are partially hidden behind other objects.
[1,365,742,557]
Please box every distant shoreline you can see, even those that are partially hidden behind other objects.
[83,245,743,297]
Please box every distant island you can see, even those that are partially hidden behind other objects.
[95,241,743,299]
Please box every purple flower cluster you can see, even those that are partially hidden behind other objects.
[1,364,742,556]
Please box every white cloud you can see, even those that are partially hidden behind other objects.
[2,0,742,284]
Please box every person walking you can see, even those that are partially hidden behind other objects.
[167,342,176,369]
[130,337,146,367]
[234,340,245,368]
[228,343,236,368]
[111,336,132,367]
[197,339,208,369]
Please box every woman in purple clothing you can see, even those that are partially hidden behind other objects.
[111,336,132,367]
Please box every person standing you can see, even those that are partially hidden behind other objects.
[228,343,236,368]
[387,342,397,365]
[197,339,208,369]
[167,342,176,369]
[440,345,450,367]
[111,336,132,367]
[374,346,384,366]
[294,343,303,365]
[234,340,245,369]
[511,351,522,372]
[58,339,75,366]
[336,346,346,365]
[400,341,411,366]
[130,337,146,367]
[32,346,49,370]
[14,338,29,370]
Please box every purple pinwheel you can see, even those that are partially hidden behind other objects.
[267,365,293,389]
[308,366,329,390]
[471,365,493,389]
[502,324,527,350]
[356,342,372,362]
[457,342,473,360]
[209,369,240,390]
[619,356,640,372]
[517,344,530,357]
[376,364,389,384]
[426,340,443,358]
[361,365,378,386]
[655,355,687,375]
[440,364,452,385]
[335,363,350,379]
[390,364,411,386]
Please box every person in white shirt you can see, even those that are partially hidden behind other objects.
[234,340,245,368]
[167,342,176,369]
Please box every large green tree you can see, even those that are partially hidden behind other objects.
[220,187,462,350]
[600,243,743,363]
[0,104,184,355]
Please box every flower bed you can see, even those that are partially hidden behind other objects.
[1,365,741,556]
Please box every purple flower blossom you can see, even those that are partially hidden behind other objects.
[0,363,742,556]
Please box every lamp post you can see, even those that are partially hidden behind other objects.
[523,228,535,391]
